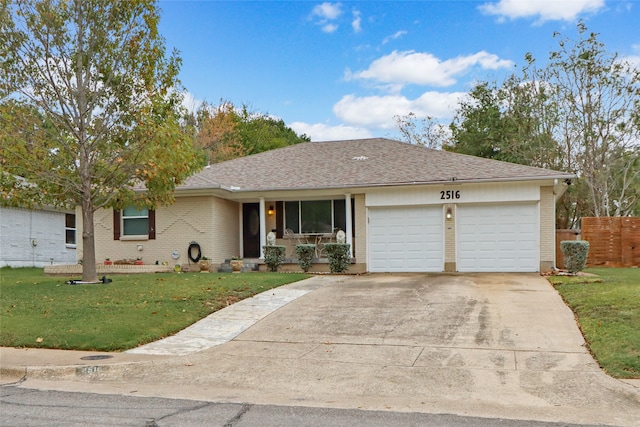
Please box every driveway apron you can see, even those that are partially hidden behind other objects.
[20,273,640,425]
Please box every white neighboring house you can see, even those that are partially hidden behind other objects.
[0,206,77,267]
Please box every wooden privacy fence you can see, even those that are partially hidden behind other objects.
[581,217,640,267]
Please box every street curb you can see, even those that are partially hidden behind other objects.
[1,359,161,383]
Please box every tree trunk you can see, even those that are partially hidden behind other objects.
[81,204,98,282]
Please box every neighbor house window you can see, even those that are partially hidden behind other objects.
[113,208,156,240]
[65,213,76,247]
[284,200,347,234]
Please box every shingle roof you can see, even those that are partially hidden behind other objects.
[179,138,574,192]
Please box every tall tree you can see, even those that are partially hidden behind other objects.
[395,112,450,149]
[195,101,245,163]
[194,101,310,164]
[0,0,203,281]
[448,82,509,160]
[548,22,640,217]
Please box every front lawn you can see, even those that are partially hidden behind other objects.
[547,268,640,378]
[0,268,308,352]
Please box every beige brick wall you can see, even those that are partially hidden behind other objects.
[539,186,555,272]
[444,204,456,271]
[353,194,366,262]
[209,197,241,263]
[78,196,240,267]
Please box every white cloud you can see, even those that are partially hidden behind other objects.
[623,44,640,68]
[346,50,513,88]
[352,10,362,33]
[620,55,640,70]
[312,2,342,20]
[290,122,372,141]
[322,23,338,33]
[180,91,203,113]
[333,91,466,129]
[382,30,407,45]
[312,2,343,33]
[479,0,605,23]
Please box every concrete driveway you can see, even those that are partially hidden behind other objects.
[8,273,640,425]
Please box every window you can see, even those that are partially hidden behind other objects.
[284,201,300,233]
[65,213,76,246]
[113,208,155,240]
[122,206,149,236]
[284,200,347,234]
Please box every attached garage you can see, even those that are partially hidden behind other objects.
[457,203,539,272]
[368,205,443,272]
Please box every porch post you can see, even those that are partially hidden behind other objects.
[259,197,266,260]
[238,203,243,258]
[345,193,353,258]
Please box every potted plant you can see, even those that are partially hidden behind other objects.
[104,258,113,265]
[199,256,211,272]
[230,256,243,273]
[134,257,144,265]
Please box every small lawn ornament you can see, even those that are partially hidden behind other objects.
[267,231,276,246]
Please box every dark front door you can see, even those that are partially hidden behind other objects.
[242,203,260,258]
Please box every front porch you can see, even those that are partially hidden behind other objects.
[240,196,356,261]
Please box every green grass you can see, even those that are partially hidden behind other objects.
[547,268,640,378]
[0,268,308,352]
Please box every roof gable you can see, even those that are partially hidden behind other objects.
[180,138,574,192]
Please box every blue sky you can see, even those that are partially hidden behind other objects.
[158,0,640,141]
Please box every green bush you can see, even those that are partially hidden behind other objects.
[296,244,316,272]
[263,245,286,272]
[324,243,351,273]
[561,240,590,273]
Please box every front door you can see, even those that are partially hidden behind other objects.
[242,203,260,258]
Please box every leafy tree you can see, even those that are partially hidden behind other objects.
[448,82,509,160]
[195,101,245,163]
[0,0,203,281]
[548,22,640,217]
[395,112,450,149]
[238,106,311,155]
[447,74,564,170]
[194,101,310,164]
[498,71,565,171]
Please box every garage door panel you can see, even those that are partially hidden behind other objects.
[458,203,538,272]
[369,206,443,272]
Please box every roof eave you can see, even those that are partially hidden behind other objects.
[196,173,577,194]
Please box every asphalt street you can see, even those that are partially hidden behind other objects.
[0,387,608,427]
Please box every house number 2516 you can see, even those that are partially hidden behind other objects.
[440,190,461,200]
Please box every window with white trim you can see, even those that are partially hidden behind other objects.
[65,213,76,247]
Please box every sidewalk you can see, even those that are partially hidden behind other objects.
[1,275,341,382]
[126,275,337,356]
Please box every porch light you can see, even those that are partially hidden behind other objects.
[446,207,453,220]
[267,205,274,216]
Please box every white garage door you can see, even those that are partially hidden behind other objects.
[368,206,443,272]
[457,203,538,272]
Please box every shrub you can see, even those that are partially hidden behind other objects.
[561,240,590,274]
[263,245,286,272]
[296,244,316,272]
[324,243,351,273]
